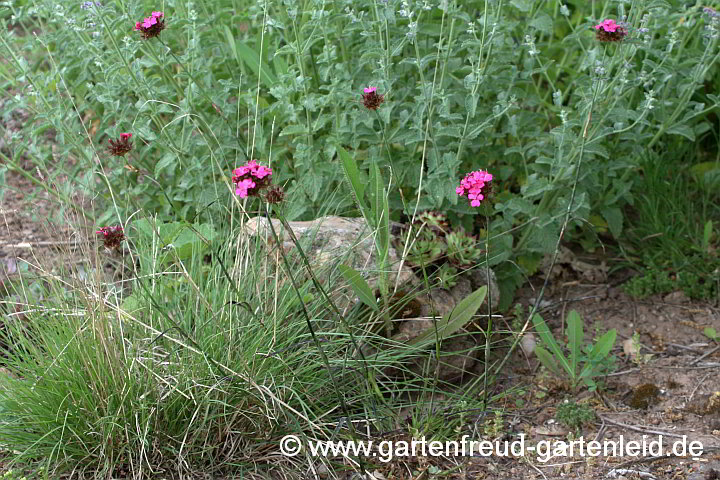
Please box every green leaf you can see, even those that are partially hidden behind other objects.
[222,26,239,65]
[588,329,617,361]
[566,310,584,378]
[703,327,718,341]
[172,224,216,261]
[702,220,713,253]
[529,12,554,34]
[235,41,277,88]
[509,0,532,11]
[532,314,573,378]
[337,265,379,312]
[666,124,695,141]
[279,125,309,137]
[534,346,563,377]
[155,152,177,177]
[337,145,368,213]
[600,206,623,238]
[407,286,487,348]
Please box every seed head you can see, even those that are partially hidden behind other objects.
[362,86,385,110]
[264,185,286,204]
[96,225,125,249]
[107,133,133,156]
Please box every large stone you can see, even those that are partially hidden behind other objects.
[242,216,416,313]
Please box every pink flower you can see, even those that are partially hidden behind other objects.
[593,19,628,42]
[364,86,377,94]
[456,170,493,207]
[134,10,166,39]
[231,159,273,198]
[254,165,272,179]
[120,133,132,141]
[594,19,619,32]
[235,178,256,198]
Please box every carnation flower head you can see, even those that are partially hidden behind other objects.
[96,225,125,249]
[134,11,165,39]
[231,160,273,198]
[264,185,286,204]
[593,19,628,42]
[456,170,493,207]
[362,86,385,110]
[107,132,133,156]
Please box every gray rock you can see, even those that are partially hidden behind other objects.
[243,216,416,313]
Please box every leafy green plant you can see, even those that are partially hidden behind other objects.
[624,266,718,300]
[704,327,719,343]
[532,310,617,392]
[555,400,596,432]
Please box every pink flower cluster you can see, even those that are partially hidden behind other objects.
[456,170,493,207]
[136,11,163,29]
[231,160,273,198]
[96,225,125,249]
[594,19,620,32]
[593,18,627,42]
[134,11,165,39]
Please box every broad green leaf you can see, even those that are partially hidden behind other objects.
[338,265,379,312]
[529,12,554,34]
[222,26,239,65]
[534,346,563,377]
[532,313,572,378]
[408,286,487,348]
[588,329,617,361]
[337,145,367,213]
[235,41,277,88]
[666,124,695,141]
[566,310,584,378]
[600,206,623,238]
[703,326,717,340]
[279,125,309,137]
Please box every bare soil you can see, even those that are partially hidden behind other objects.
[363,270,720,480]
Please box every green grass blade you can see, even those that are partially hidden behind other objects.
[587,329,617,362]
[534,346,563,377]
